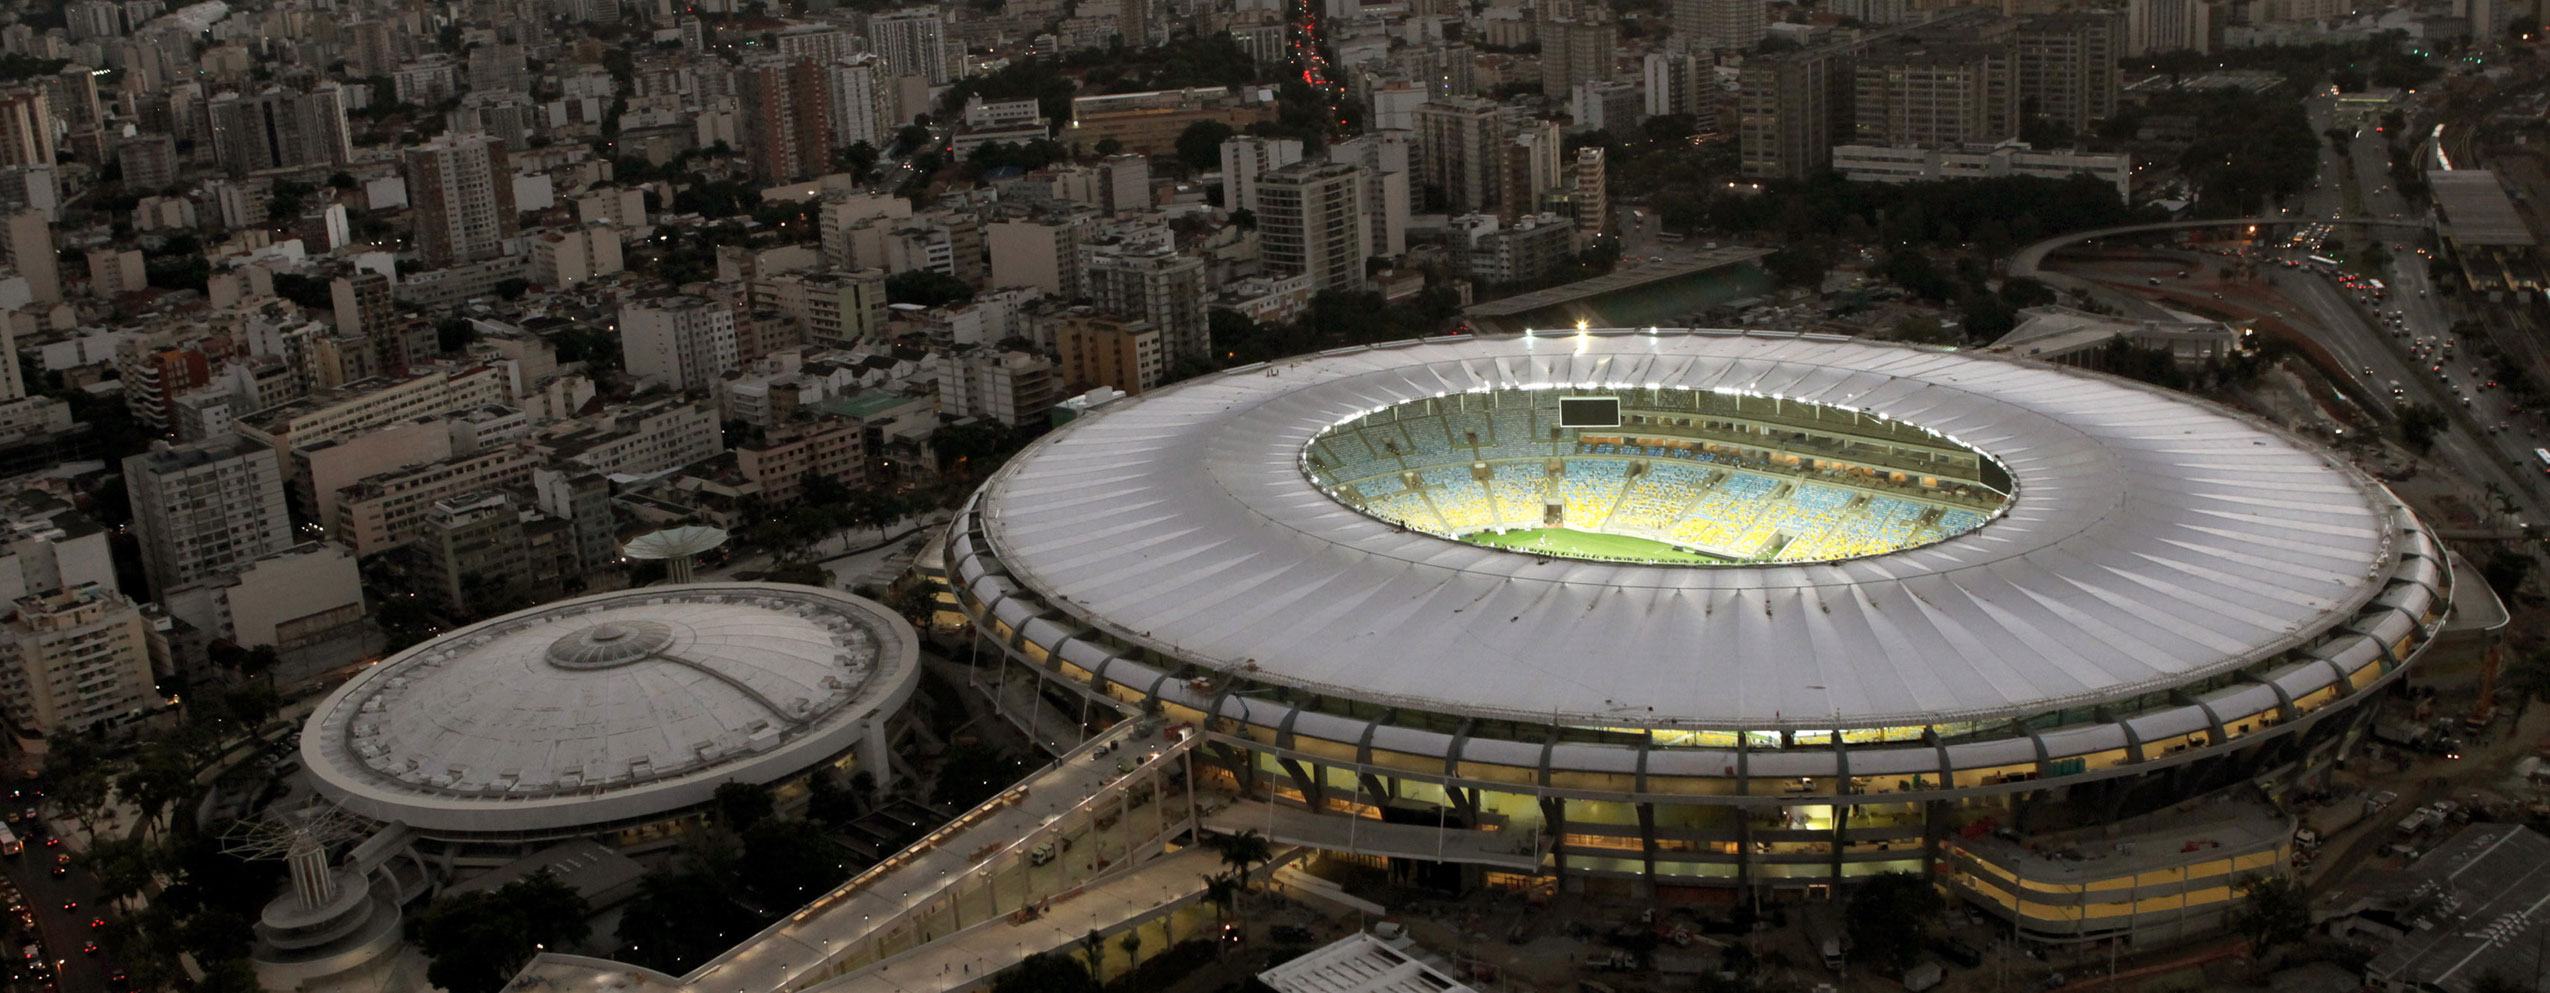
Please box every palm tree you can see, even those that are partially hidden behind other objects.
[1117,929,1142,972]
[1078,928,1104,979]
[1202,872,1242,921]
[1209,829,1274,889]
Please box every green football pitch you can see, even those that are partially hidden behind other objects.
[1460,528,1733,565]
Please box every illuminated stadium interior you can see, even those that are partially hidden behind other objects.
[1302,386,2014,565]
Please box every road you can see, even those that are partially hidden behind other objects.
[2027,95,2550,531]
[2303,93,2550,528]
[0,779,118,993]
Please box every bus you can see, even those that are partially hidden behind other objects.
[2532,448,2550,474]
[2307,255,2341,271]
[0,825,20,857]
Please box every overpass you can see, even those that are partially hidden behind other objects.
[505,721,1209,993]
[2009,216,2432,280]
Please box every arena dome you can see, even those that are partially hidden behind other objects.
[301,583,920,838]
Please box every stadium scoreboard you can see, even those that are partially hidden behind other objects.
[1559,396,1621,428]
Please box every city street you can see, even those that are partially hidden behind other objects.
[0,779,118,993]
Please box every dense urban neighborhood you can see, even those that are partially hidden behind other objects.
[0,0,2538,990]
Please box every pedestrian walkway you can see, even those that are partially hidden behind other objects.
[803,846,1226,993]
[509,723,1204,993]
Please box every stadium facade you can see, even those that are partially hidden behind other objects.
[942,331,2448,940]
[301,583,920,853]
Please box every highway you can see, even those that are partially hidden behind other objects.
[2303,93,2550,528]
[2023,94,2550,531]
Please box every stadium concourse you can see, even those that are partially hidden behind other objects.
[944,328,2457,947]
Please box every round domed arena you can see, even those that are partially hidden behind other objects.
[300,583,920,849]
[944,330,2454,934]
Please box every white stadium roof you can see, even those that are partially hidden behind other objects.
[974,331,2411,731]
[302,583,919,834]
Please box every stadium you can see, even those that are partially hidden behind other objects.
[300,583,921,854]
[941,330,2449,940]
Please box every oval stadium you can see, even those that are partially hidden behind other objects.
[941,329,2451,941]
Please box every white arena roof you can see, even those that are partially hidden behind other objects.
[302,583,919,835]
[972,331,2412,731]
[1258,934,1480,993]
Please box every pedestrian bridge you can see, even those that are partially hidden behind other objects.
[504,721,1207,993]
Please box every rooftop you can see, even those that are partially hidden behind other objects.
[2428,170,2535,248]
[300,583,919,834]
[1954,798,2289,882]
[971,331,2417,730]
[1257,934,1480,993]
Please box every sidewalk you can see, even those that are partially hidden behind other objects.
[821,847,1223,993]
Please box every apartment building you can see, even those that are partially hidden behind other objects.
[333,444,540,555]
[0,584,155,737]
[736,418,863,507]
[541,395,725,476]
[1257,160,1371,293]
[122,438,293,597]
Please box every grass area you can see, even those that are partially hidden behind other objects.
[1461,527,1733,565]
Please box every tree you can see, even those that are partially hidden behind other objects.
[800,472,855,508]
[436,317,477,355]
[266,180,315,219]
[196,958,263,993]
[834,141,879,180]
[42,736,114,836]
[2511,649,2550,720]
[805,767,863,826]
[1202,872,1242,920]
[712,781,775,830]
[739,820,842,906]
[1206,829,1273,888]
[931,740,1029,807]
[115,744,194,839]
[225,682,282,741]
[2398,402,2448,453]
[2229,876,2310,955]
[990,952,1098,993]
[1763,246,1829,289]
[930,421,1018,480]
[1117,928,1142,968]
[86,836,163,912]
[1174,120,1236,174]
[2483,548,2533,604]
[1842,871,1943,974]
[1079,928,1106,978]
[615,867,759,972]
[414,872,593,993]
[884,269,975,307]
